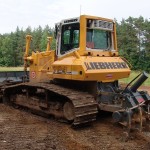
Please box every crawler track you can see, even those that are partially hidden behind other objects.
[3,82,98,126]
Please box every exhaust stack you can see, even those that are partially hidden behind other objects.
[130,72,149,92]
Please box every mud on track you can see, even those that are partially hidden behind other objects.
[0,104,149,150]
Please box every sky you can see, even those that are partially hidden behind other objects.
[0,0,149,34]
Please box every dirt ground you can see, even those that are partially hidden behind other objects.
[0,86,150,150]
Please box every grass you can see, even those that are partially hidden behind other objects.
[119,71,150,86]
[0,67,24,71]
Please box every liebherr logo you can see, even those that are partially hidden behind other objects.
[84,62,128,70]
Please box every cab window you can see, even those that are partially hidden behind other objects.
[86,19,113,50]
[86,29,112,50]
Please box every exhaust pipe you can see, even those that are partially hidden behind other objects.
[130,72,149,92]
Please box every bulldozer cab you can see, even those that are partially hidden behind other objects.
[55,15,118,58]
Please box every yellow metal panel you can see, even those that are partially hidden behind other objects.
[81,15,113,22]
[52,74,72,80]
[29,50,55,82]
[113,23,118,51]
[79,15,86,55]
[82,56,130,82]
[51,55,130,82]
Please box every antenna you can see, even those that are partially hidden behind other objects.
[80,5,82,15]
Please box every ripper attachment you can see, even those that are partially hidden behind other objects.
[112,72,150,131]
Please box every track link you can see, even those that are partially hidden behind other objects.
[4,82,98,126]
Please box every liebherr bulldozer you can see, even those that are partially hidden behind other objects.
[1,15,150,130]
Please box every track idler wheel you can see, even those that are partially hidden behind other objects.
[63,102,75,121]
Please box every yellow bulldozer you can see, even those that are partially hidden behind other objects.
[2,15,150,131]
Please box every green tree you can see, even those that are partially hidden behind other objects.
[117,16,150,72]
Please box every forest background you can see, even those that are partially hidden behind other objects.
[0,16,150,73]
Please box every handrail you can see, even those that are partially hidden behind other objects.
[121,57,132,69]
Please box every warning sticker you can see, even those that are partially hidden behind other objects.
[31,71,36,78]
